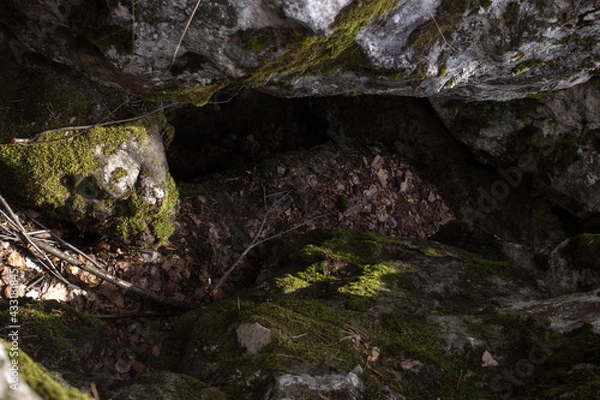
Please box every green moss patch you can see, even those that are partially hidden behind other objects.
[113,173,179,242]
[247,0,397,85]
[172,296,485,398]
[269,229,414,307]
[514,59,539,75]
[1,341,92,400]
[0,119,178,242]
[167,229,548,397]
[0,300,104,368]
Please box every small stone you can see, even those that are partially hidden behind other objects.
[481,350,499,367]
[237,322,272,355]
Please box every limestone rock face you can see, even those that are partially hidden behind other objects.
[3,0,599,102]
[432,79,600,218]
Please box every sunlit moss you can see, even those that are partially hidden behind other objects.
[0,120,178,242]
[246,0,398,85]
[0,342,92,400]
[514,59,539,75]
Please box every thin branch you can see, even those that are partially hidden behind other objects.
[213,190,288,290]
[0,195,194,309]
[427,5,459,55]
[170,0,203,69]
[213,189,330,290]
[0,195,69,285]
[23,211,110,274]
[12,103,178,145]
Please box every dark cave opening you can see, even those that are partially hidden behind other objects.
[165,91,330,182]
[164,90,593,247]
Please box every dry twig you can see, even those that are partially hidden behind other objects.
[213,189,329,290]
[0,194,194,309]
[170,0,203,69]
[0,195,69,285]
[12,103,178,145]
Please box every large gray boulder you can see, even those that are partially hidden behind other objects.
[3,0,599,102]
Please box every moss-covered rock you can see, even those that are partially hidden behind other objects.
[0,340,92,400]
[0,300,102,399]
[4,230,599,400]
[0,120,178,242]
[0,27,178,242]
[162,228,565,399]
[544,234,600,296]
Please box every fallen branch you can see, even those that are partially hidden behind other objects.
[0,194,195,310]
[12,103,178,145]
[213,188,330,290]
